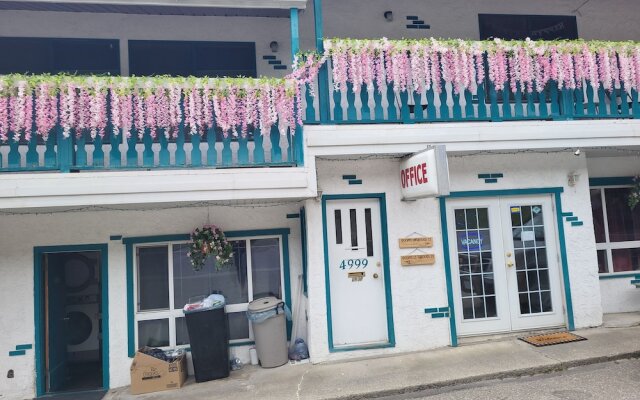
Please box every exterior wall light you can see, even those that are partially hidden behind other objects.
[270,41,279,53]
[384,11,393,22]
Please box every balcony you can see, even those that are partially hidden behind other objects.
[301,39,640,125]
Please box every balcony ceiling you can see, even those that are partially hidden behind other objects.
[0,0,306,17]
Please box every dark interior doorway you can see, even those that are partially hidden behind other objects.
[42,251,104,395]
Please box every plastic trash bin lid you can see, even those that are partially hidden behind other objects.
[248,296,282,312]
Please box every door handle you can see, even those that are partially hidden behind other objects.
[506,260,514,268]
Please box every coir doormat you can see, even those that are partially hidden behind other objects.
[519,332,587,347]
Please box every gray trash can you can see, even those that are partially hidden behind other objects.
[247,297,288,368]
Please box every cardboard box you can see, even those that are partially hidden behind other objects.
[130,348,187,395]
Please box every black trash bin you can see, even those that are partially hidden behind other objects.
[184,298,229,382]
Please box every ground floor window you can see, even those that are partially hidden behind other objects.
[134,236,283,348]
[590,186,640,274]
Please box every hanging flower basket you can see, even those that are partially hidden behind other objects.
[629,176,640,210]
[188,224,233,271]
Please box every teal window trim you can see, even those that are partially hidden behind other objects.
[322,193,395,353]
[33,243,110,397]
[599,273,640,280]
[124,228,292,357]
[439,186,576,341]
[300,207,309,295]
[589,177,635,186]
[289,8,299,63]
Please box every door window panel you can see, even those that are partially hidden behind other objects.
[138,319,169,348]
[605,188,640,242]
[455,207,497,319]
[510,205,553,315]
[250,238,282,299]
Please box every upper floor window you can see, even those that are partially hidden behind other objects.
[0,37,120,75]
[479,14,578,40]
[128,40,257,77]
[590,186,640,274]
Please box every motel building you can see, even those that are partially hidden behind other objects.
[0,0,639,398]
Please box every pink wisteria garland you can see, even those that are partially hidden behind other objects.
[319,38,640,96]
[0,76,299,143]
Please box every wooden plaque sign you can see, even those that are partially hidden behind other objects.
[401,254,436,266]
[399,237,433,248]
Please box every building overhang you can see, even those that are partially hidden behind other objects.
[0,0,306,17]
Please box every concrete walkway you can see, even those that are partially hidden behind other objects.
[105,325,640,400]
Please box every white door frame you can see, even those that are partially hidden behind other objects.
[322,193,396,352]
[441,188,576,344]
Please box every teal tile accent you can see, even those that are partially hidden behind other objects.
[406,15,419,20]
[268,60,282,65]
[348,179,363,185]
[406,25,419,29]
[561,212,574,217]
[342,174,357,180]
[418,25,431,29]
[413,20,425,24]
[431,313,447,318]
[274,65,288,70]
[490,173,504,178]
[109,235,122,240]
[571,221,584,226]
[630,279,640,284]
[485,178,498,183]
[286,213,300,219]
[438,307,449,312]
[424,307,439,313]
[565,216,579,222]
[478,173,491,179]
[9,350,25,356]
[15,344,32,350]
[262,55,276,60]
[322,194,395,352]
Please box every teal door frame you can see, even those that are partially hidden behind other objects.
[34,244,110,397]
[439,187,575,347]
[321,193,396,352]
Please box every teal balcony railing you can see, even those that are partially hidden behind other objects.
[0,117,301,173]
[302,55,640,124]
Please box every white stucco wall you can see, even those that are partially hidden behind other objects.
[305,151,602,363]
[587,155,640,314]
[0,203,304,399]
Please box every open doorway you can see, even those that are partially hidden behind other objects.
[35,246,109,397]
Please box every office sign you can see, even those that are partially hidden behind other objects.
[400,145,450,200]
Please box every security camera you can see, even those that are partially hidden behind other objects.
[574,149,581,156]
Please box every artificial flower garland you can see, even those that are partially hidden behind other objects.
[314,38,640,96]
[188,224,234,271]
[0,75,298,143]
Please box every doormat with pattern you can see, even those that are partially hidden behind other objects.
[519,332,587,347]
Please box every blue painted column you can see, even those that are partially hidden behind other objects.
[314,0,330,122]
[290,7,304,166]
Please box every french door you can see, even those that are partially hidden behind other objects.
[447,195,565,336]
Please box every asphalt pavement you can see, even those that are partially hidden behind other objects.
[378,359,640,400]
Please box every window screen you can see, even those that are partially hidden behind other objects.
[0,37,120,75]
[129,40,256,77]
[479,14,578,40]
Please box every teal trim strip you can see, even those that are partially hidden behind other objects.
[300,207,308,295]
[438,307,449,312]
[565,216,579,222]
[109,235,122,240]
[554,192,576,331]
[286,213,300,219]
[478,174,491,179]
[15,344,32,350]
[561,212,574,217]
[9,350,25,356]
[348,179,362,185]
[342,174,357,180]
[34,244,110,396]
[322,193,395,352]
[485,178,498,183]
[491,173,504,178]
[449,187,563,198]
[571,221,584,226]
[431,313,447,318]
[589,177,634,186]
[424,307,439,313]
[289,8,299,63]
[439,196,458,347]
[599,273,640,280]
[126,228,292,357]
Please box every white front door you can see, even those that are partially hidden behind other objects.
[447,195,565,336]
[325,198,390,348]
